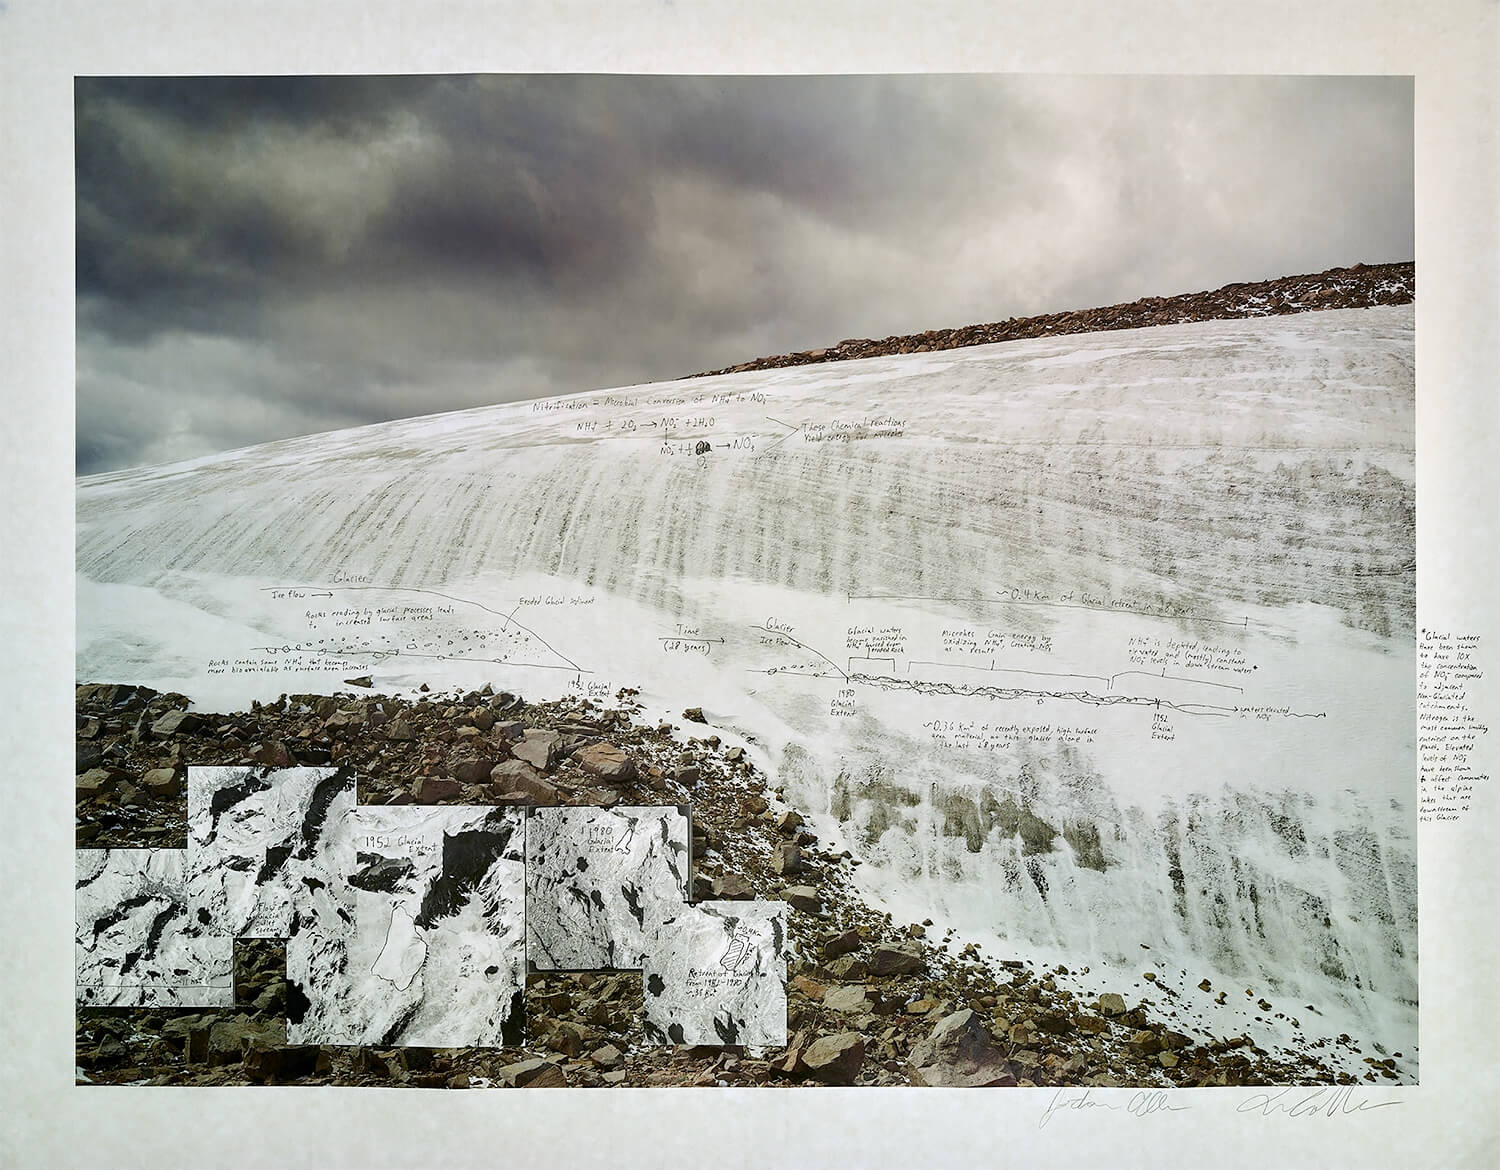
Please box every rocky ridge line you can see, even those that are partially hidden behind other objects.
[689,261,1414,377]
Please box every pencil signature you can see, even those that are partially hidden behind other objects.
[1237,1086,1403,1118]
[1039,1088,1190,1129]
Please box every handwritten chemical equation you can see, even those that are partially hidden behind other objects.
[575,415,718,435]
[531,389,767,413]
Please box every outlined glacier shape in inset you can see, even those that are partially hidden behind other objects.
[641,901,788,1047]
[186,764,355,939]
[75,849,235,1008]
[286,804,526,1048]
[525,805,691,971]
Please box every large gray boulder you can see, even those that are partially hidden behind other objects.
[574,741,636,784]
[908,1009,1018,1087]
[803,1032,865,1084]
[512,728,563,771]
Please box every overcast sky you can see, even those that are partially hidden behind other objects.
[75,74,1413,475]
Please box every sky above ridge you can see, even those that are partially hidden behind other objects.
[75,74,1413,475]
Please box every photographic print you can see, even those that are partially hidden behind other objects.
[72,73,1416,1090]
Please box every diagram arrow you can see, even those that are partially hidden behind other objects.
[763,416,802,451]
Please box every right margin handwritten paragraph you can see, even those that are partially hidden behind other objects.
[1418,629,1490,824]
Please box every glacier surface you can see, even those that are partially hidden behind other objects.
[77,305,1417,1077]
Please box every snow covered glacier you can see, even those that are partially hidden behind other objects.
[77,304,1417,1075]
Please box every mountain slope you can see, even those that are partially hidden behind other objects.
[77,302,1417,1078]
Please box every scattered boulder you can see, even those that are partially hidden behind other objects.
[549,1020,590,1057]
[825,956,869,981]
[822,929,861,960]
[451,756,497,785]
[497,1057,562,1087]
[867,945,924,977]
[574,741,637,784]
[76,768,115,797]
[140,768,182,797]
[791,973,828,1000]
[150,710,202,737]
[512,729,563,771]
[802,1033,865,1084]
[1129,1030,1163,1056]
[1161,1029,1193,1051]
[1098,992,1128,1016]
[207,1015,282,1066]
[1034,1013,1074,1036]
[248,740,294,768]
[323,709,365,732]
[776,1030,811,1077]
[822,985,873,1014]
[525,1064,569,1087]
[908,1009,1018,1088]
[770,842,802,875]
[781,886,822,913]
[411,776,462,804]
[243,1040,320,1082]
[488,760,560,806]
[712,872,755,900]
[386,717,417,742]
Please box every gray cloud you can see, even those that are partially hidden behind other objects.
[75,74,1413,474]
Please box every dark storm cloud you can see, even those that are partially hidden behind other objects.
[75,74,1413,475]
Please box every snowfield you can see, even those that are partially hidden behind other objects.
[78,304,1417,1078]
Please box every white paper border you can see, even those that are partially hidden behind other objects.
[3,2,1496,1166]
